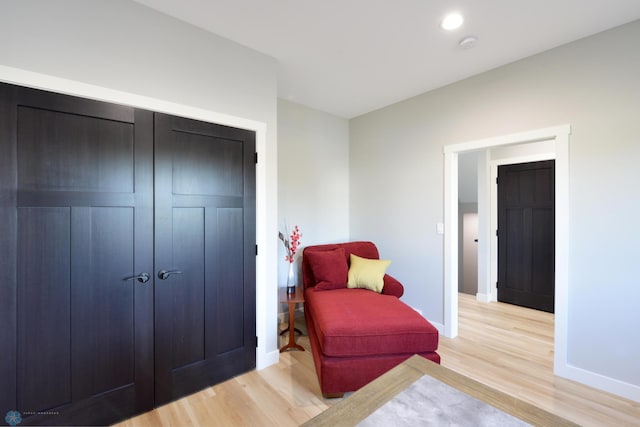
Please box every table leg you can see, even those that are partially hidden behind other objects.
[280,301,305,352]
[279,327,303,336]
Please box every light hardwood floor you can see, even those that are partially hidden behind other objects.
[116,294,639,426]
[441,293,639,426]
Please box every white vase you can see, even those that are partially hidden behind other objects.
[287,262,295,293]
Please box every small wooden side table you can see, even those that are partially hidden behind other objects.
[279,285,305,352]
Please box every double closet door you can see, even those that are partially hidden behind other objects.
[0,83,256,426]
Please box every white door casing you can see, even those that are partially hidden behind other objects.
[443,125,570,379]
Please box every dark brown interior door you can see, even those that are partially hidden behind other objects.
[498,160,555,313]
[0,83,257,424]
[0,83,154,425]
[153,113,256,405]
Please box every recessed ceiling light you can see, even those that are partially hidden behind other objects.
[441,13,464,31]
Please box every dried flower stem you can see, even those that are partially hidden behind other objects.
[279,224,301,263]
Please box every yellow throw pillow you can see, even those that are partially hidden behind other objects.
[347,254,391,293]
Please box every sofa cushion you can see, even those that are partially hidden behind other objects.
[305,247,348,290]
[302,242,380,290]
[305,288,439,358]
[347,254,391,293]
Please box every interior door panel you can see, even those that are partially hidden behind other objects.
[498,160,555,313]
[153,113,256,406]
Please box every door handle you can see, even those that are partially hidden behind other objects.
[158,269,183,280]
[123,272,151,284]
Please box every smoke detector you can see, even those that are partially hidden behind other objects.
[458,36,478,49]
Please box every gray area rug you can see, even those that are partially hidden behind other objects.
[357,374,531,427]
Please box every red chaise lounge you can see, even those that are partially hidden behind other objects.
[302,241,440,398]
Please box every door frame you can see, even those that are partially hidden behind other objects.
[0,65,278,371]
[443,124,570,377]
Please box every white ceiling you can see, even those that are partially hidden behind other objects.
[133,0,640,118]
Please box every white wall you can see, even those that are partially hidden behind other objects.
[350,20,640,396]
[277,99,350,288]
[0,0,280,368]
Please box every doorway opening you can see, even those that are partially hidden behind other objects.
[444,124,570,377]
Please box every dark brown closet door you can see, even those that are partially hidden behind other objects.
[498,160,555,313]
[0,83,154,425]
[153,113,256,405]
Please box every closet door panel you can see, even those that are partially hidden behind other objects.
[154,113,256,405]
[171,207,206,368]
[171,132,243,196]
[17,207,72,412]
[211,207,245,354]
[71,207,135,400]
[1,83,154,426]
[17,107,134,193]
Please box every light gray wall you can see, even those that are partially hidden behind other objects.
[277,99,350,286]
[0,0,280,363]
[458,151,479,204]
[458,204,478,296]
[350,20,640,388]
[0,0,277,126]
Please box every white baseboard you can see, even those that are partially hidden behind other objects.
[476,293,492,303]
[257,348,280,370]
[556,362,640,403]
[411,306,444,336]
[430,321,445,336]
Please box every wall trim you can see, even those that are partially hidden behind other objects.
[0,65,278,371]
[558,364,640,403]
[475,293,492,303]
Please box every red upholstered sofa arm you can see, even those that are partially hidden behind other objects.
[382,274,404,298]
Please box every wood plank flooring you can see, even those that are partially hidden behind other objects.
[115,294,639,426]
[442,293,639,426]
